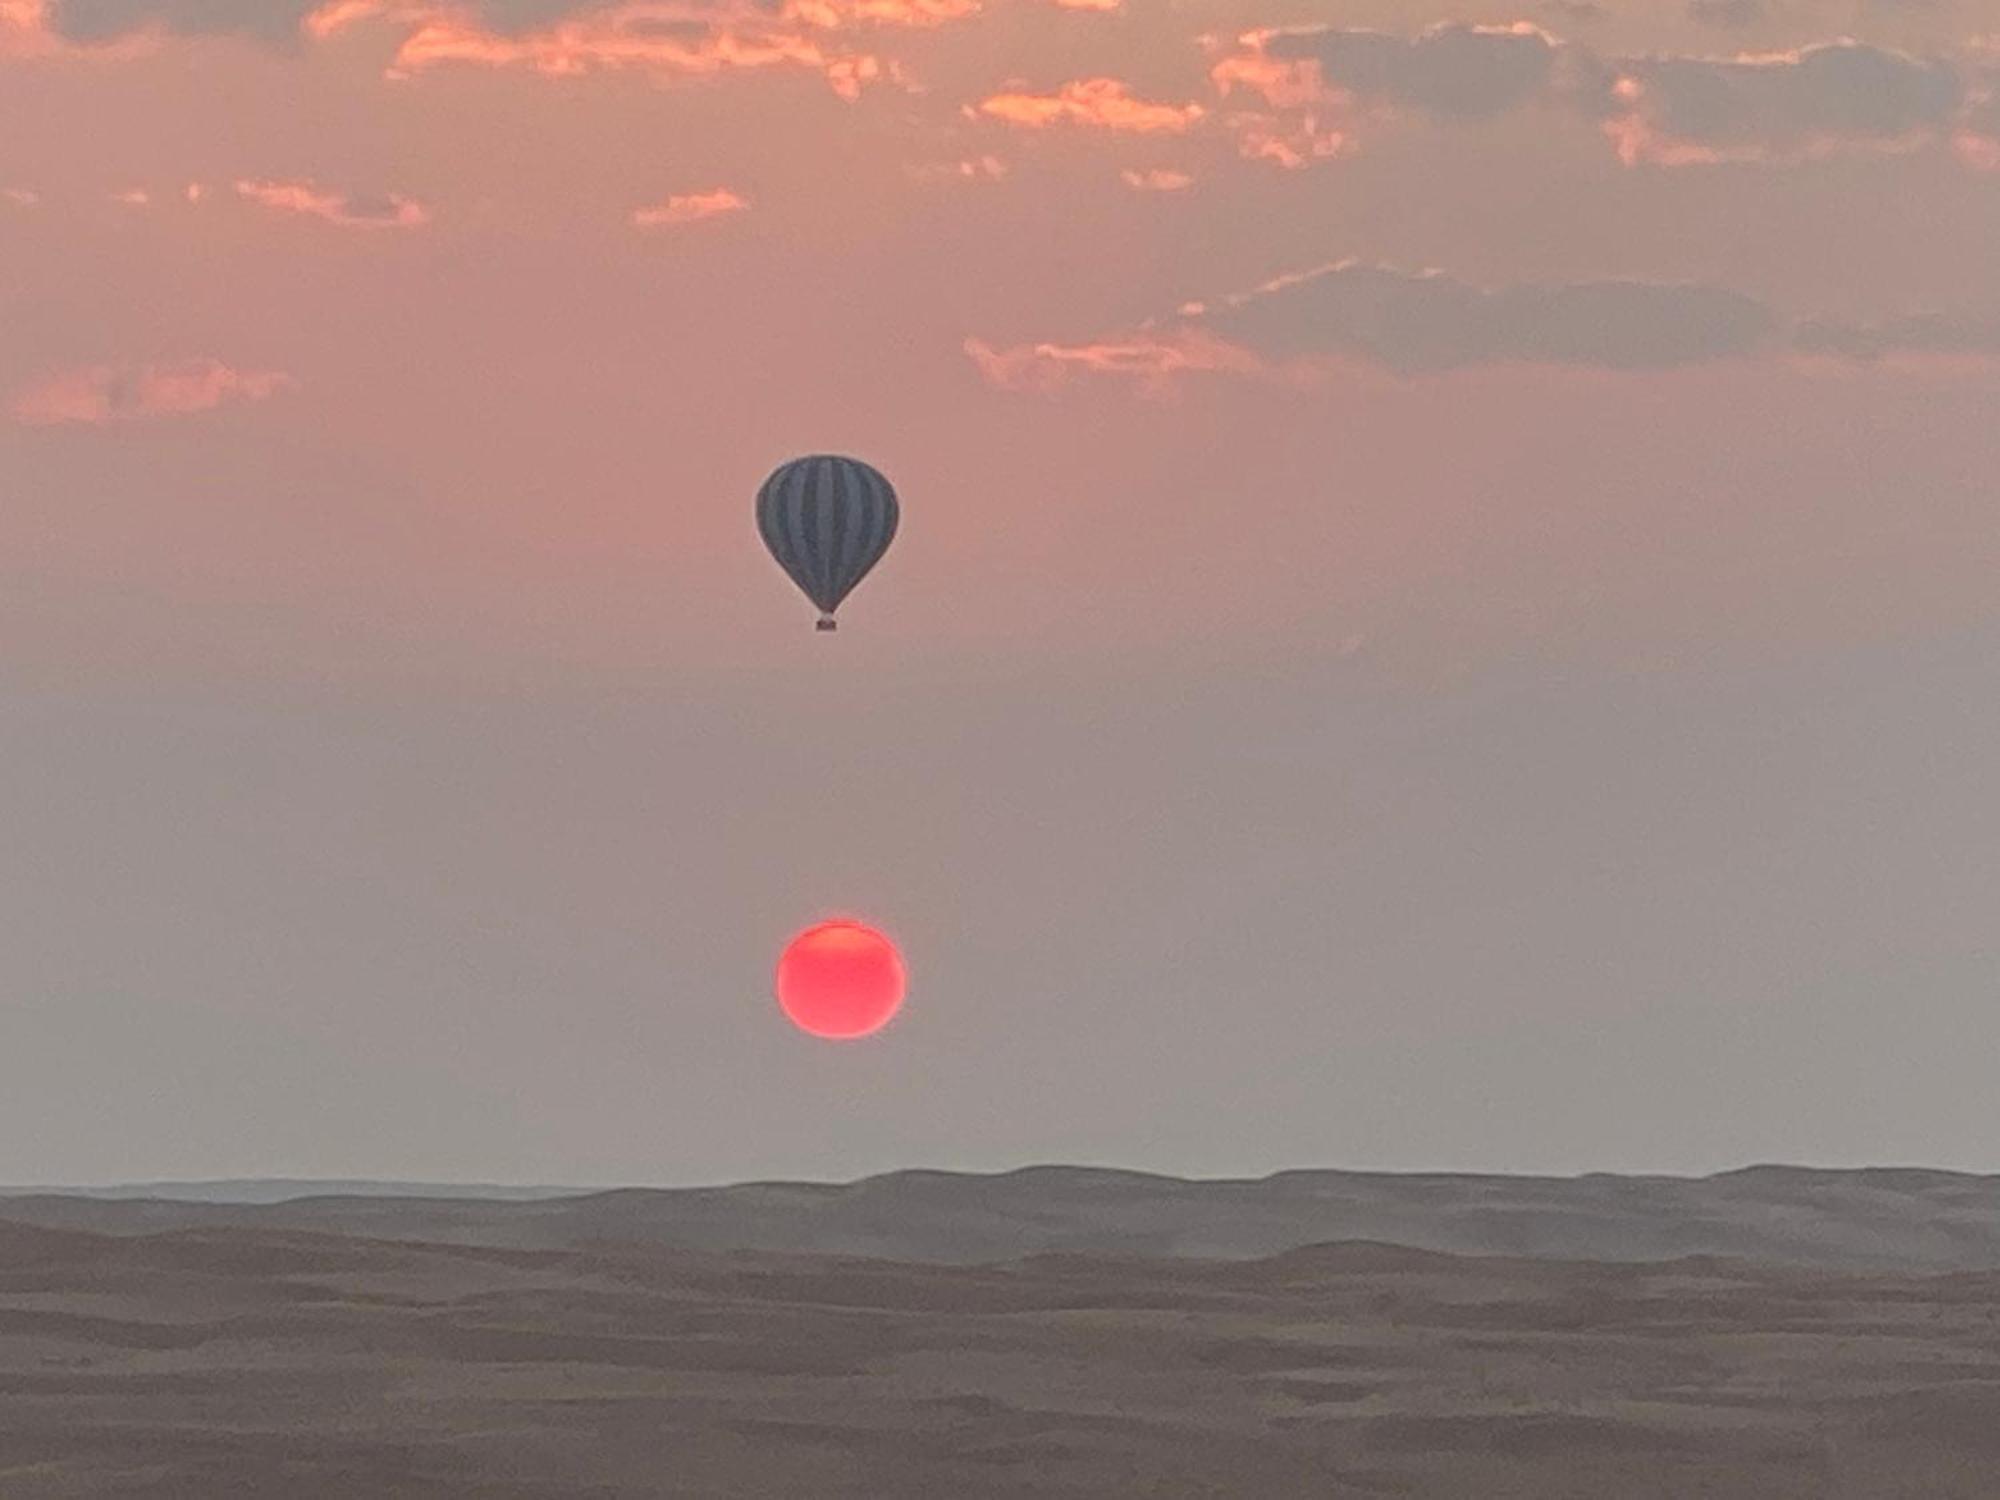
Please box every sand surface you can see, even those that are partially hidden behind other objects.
[1,1198,1997,1496]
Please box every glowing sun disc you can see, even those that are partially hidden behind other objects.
[774,919,907,1040]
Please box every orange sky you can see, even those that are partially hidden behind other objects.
[2,0,1996,682]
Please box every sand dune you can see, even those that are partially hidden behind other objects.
[5,1164,1999,1270]
[0,1209,1997,1497]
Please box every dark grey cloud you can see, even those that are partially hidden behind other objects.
[460,0,667,34]
[337,191,414,223]
[1794,312,2000,360]
[1194,262,1781,374]
[1183,261,1999,375]
[48,0,322,43]
[1234,27,1984,163]
[472,0,599,25]
[1265,24,1561,121]
[1623,41,1963,150]
[1686,0,1763,27]
[45,0,658,43]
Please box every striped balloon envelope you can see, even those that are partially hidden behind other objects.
[755,455,900,631]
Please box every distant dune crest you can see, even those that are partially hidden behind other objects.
[4,1164,1997,1272]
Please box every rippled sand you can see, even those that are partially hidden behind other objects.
[2,1214,1997,1497]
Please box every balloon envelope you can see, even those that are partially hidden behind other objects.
[756,455,899,630]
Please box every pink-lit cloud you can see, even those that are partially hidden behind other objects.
[8,358,297,426]
[1228,112,1348,169]
[339,0,980,98]
[1957,128,2000,171]
[631,187,749,226]
[1949,83,1998,169]
[304,0,400,38]
[387,12,827,81]
[963,330,1259,396]
[974,77,1203,133]
[1209,30,1326,111]
[0,0,53,55]
[786,0,975,25]
[236,177,430,229]
[909,154,1007,182]
[1119,167,1192,191]
[1208,35,1353,168]
[17,0,1997,186]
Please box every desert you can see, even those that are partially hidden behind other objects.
[2,1169,1997,1497]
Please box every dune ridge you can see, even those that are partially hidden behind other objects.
[5,1163,1997,1271]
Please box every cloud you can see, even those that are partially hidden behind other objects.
[3,186,39,206]
[44,0,322,43]
[1209,30,1326,110]
[1119,167,1192,191]
[970,260,1789,392]
[235,177,429,228]
[1194,261,1782,373]
[908,154,1007,181]
[1229,114,1350,168]
[1259,22,1563,121]
[963,330,1259,395]
[973,258,2000,396]
[1687,0,1762,28]
[22,1,1997,188]
[792,0,976,25]
[8,358,297,426]
[1604,40,1965,164]
[1212,25,1991,170]
[1953,86,2000,167]
[44,0,973,44]
[1793,312,2000,361]
[630,186,748,225]
[975,77,1204,133]
[386,9,824,81]
[1208,23,1585,173]
[32,0,964,98]
[373,2,907,97]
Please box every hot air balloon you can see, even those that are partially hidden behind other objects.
[756,455,899,631]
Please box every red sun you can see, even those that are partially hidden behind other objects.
[774,920,907,1040]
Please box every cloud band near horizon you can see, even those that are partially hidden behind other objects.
[968,261,2000,390]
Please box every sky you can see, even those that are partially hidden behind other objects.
[0,0,1996,1186]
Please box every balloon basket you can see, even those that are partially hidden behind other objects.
[816,617,838,632]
